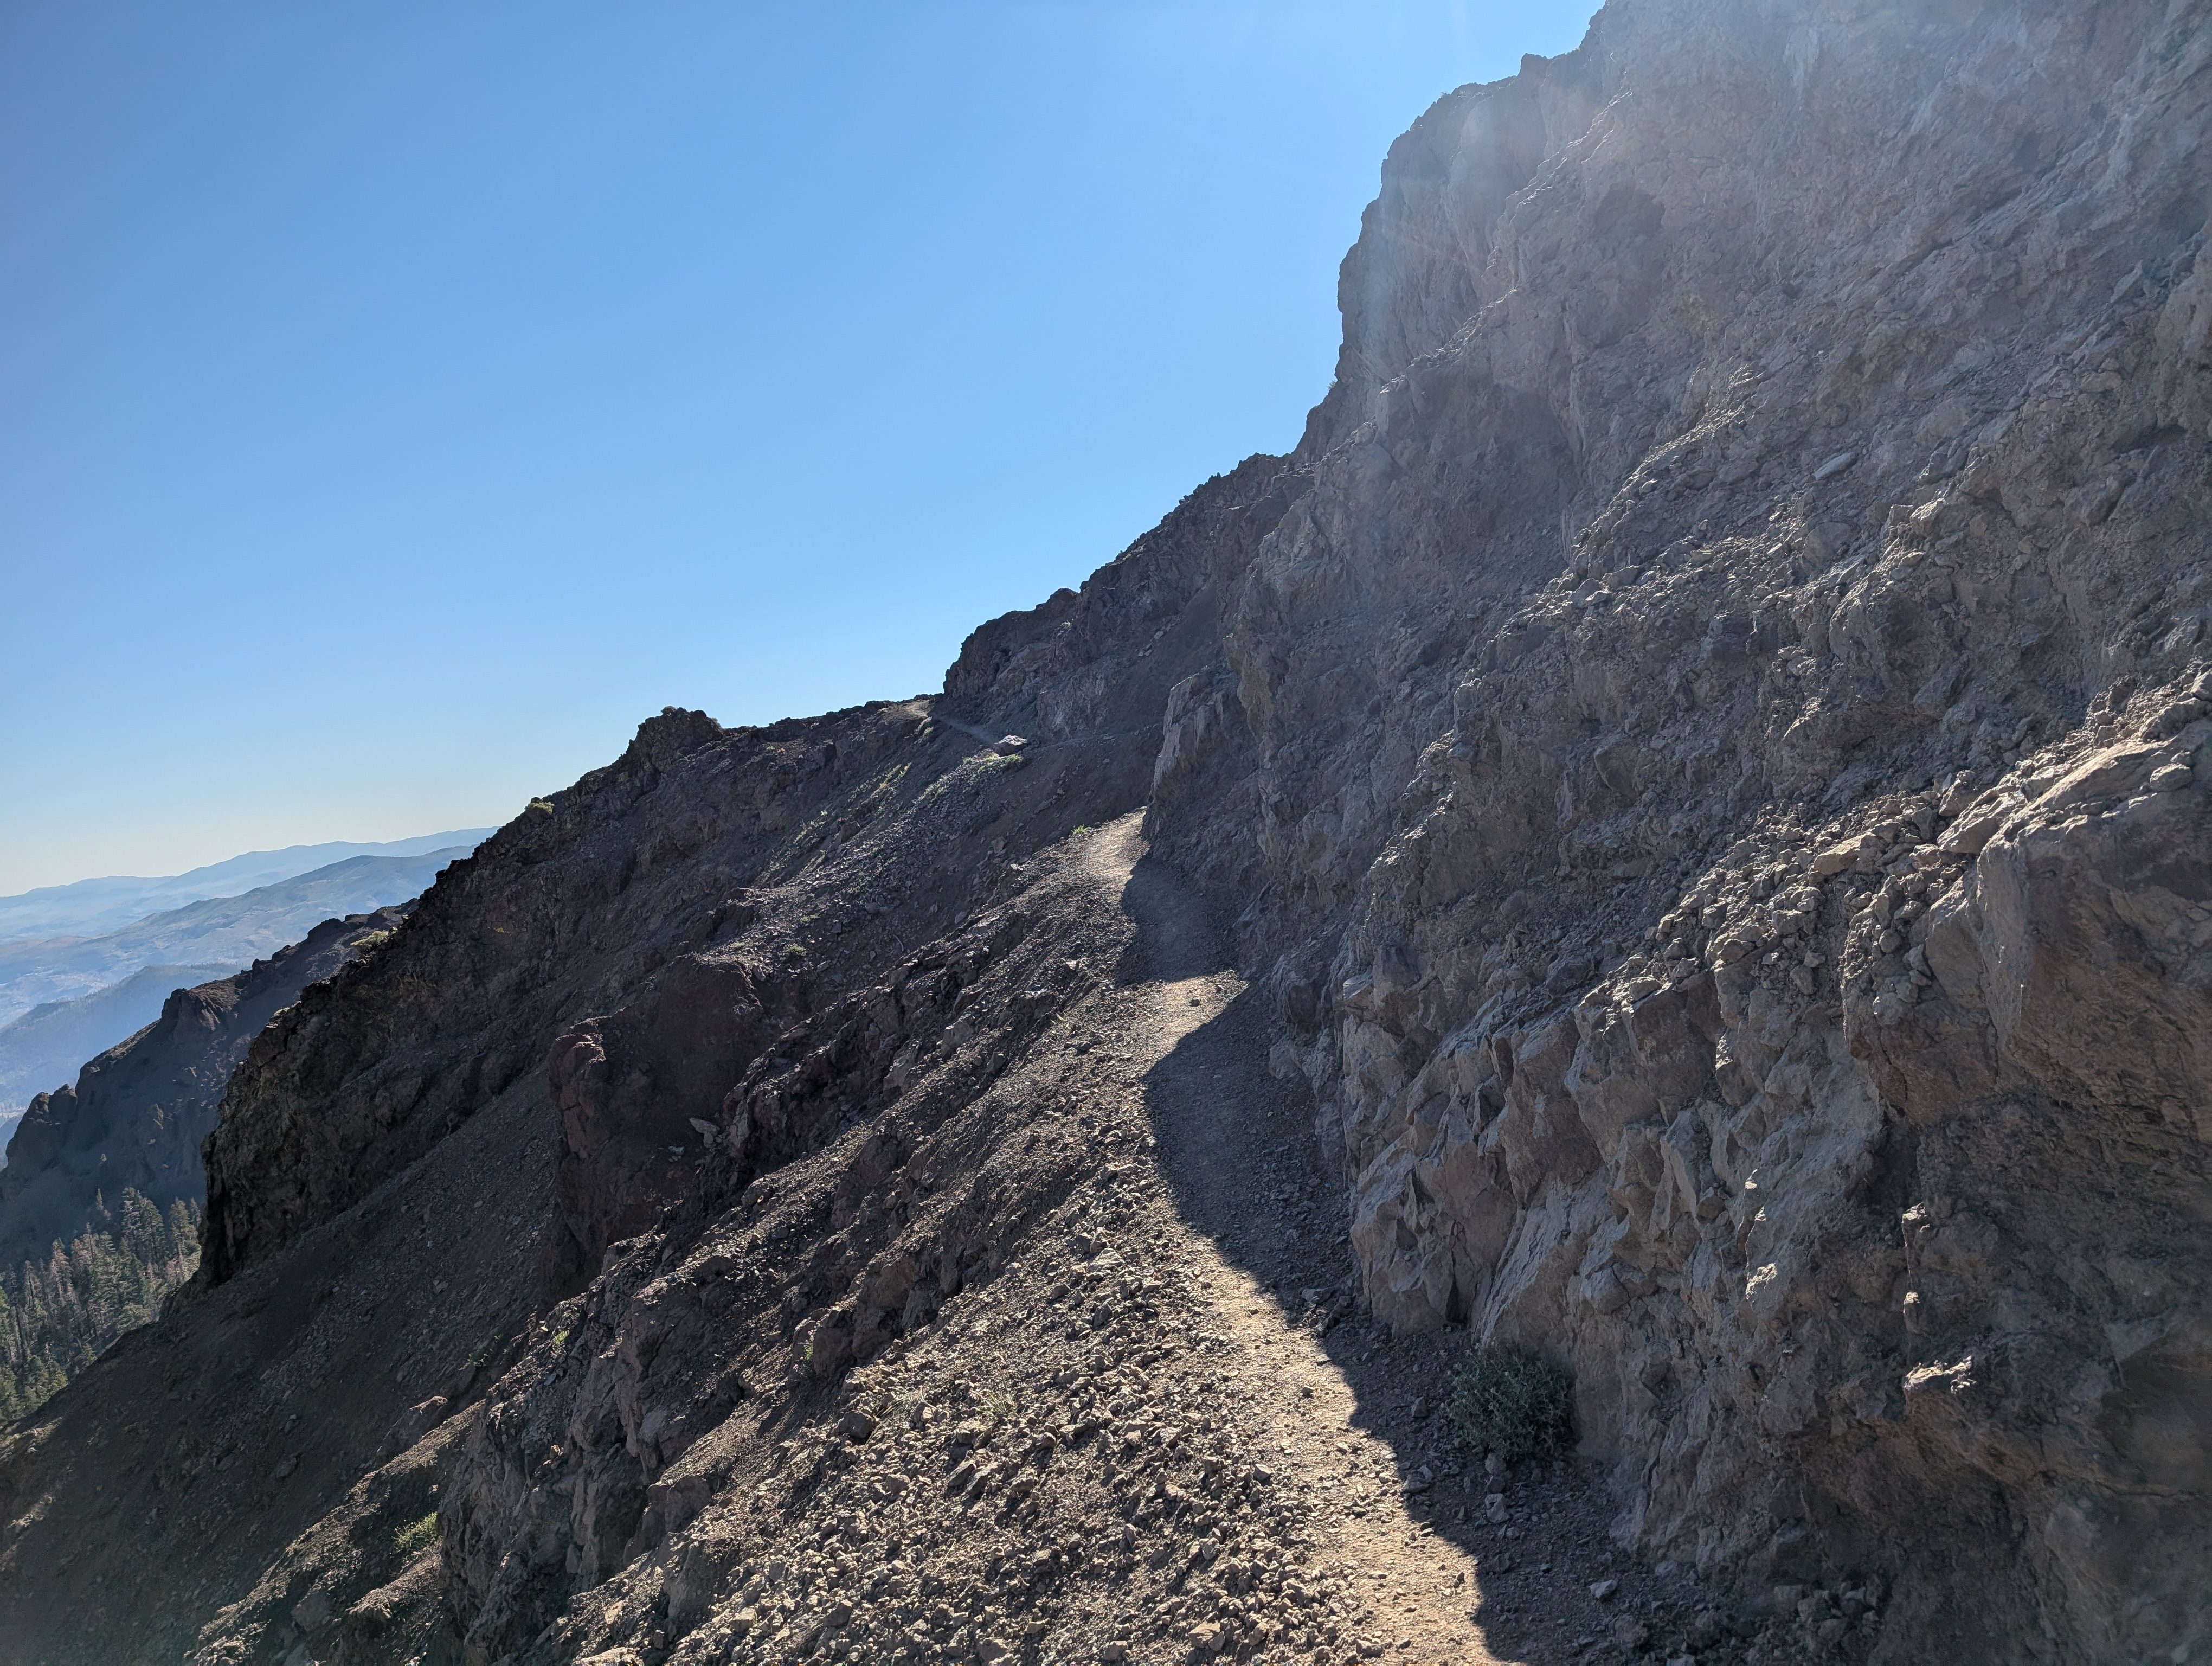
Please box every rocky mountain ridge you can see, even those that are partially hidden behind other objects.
[0,3,2204,1664]
[0,963,235,1129]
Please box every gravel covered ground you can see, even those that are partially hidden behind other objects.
[539,819,1816,1666]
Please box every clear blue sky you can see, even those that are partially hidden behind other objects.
[0,2,1592,894]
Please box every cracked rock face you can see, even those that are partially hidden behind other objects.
[1091,1,2212,1656]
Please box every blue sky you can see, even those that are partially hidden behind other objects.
[0,2,1592,894]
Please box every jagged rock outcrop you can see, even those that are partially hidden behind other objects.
[0,693,1171,1666]
[0,908,404,1274]
[957,1,2212,1655]
[0,3,2205,1664]
[191,699,1119,1297]
[0,962,232,1124]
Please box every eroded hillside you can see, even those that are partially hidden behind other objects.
[0,2,2207,1664]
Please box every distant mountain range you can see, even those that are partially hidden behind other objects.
[0,834,487,1135]
[0,831,491,946]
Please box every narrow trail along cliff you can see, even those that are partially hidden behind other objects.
[1084,816,1495,1666]
[1,1,2208,1662]
[1113,817,1681,1666]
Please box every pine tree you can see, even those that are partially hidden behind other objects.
[0,1191,204,1424]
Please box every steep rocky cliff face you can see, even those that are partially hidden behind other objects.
[931,0,2212,1648]
[0,3,2205,1664]
[963,7,2212,1642]
[1225,7,2212,1656]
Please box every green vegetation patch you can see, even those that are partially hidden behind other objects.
[395,1511,440,1558]
[1447,1341,1574,1462]
[1,1190,201,1424]
[968,753,1027,786]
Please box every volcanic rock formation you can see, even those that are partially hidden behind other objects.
[0,3,2207,1664]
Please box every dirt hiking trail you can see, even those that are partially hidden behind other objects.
[1058,815,1693,1666]
[1089,818,1497,1664]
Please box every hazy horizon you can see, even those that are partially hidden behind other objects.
[1,1,1594,893]
[0,829,493,904]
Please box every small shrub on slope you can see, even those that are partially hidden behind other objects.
[1448,1341,1573,1462]
[395,1513,439,1558]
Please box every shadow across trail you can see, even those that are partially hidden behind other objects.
[1103,832,1667,1666]
[1101,839,1498,1662]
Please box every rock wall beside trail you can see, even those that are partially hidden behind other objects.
[1082,1,2212,1658]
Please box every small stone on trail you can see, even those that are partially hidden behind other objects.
[1591,1577,1619,1600]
